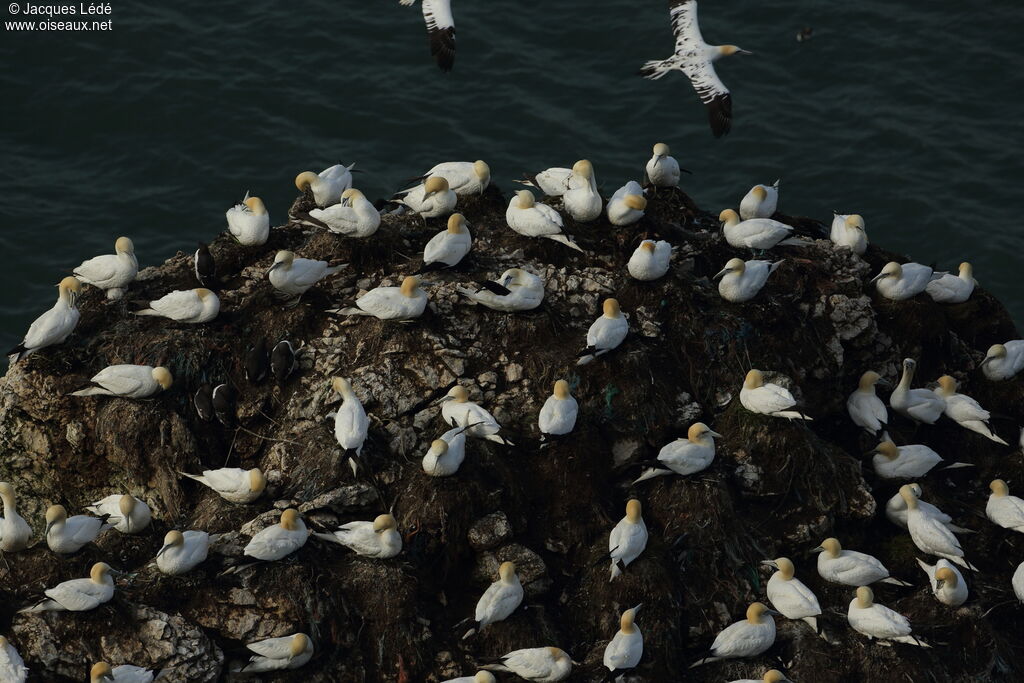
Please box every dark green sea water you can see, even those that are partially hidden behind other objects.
[2,0,1022,349]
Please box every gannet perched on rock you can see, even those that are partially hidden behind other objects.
[538,380,578,441]
[814,537,910,586]
[443,673,496,683]
[226,193,269,245]
[0,482,32,552]
[89,662,154,683]
[764,557,824,636]
[719,210,806,251]
[399,0,456,71]
[926,262,975,303]
[0,636,27,683]
[847,586,930,647]
[402,160,490,196]
[420,213,472,272]
[578,298,629,366]
[73,236,138,300]
[295,163,355,208]
[421,424,467,477]
[847,371,888,435]
[133,288,219,323]
[645,143,682,187]
[933,375,1008,444]
[917,559,968,606]
[482,647,575,682]
[236,633,313,673]
[608,499,648,580]
[268,250,345,303]
[1015,562,1024,603]
[886,483,973,534]
[517,160,593,196]
[458,268,545,311]
[870,261,940,300]
[627,239,672,281]
[157,529,212,575]
[506,190,584,252]
[464,561,524,638]
[739,181,779,220]
[870,439,956,480]
[391,176,456,219]
[607,181,647,226]
[45,504,111,554]
[890,358,945,424]
[728,670,790,683]
[981,341,1024,381]
[986,479,1024,533]
[633,422,720,483]
[180,467,266,504]
[7,276,82,362]
[690,603,777,667]
[830,214,868,256]
[640,0,751,137]
[243,508,308,561]
[715,258,782,302]
[307,188,381,237]
[86,494,151,534]
[562,160,603,222]
[604,605,643,676]
[71,365,173,399]
[440,385,513,445]
[900,485,976,571]
[20,561,115,612]
[330,276,428,321]
[330,377,369,476]
[315,513,402,558]
[740,369,811,420]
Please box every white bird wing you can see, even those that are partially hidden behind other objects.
[91,365,150,396]
[74,254,119,284]
[246,635,294,658]
[669,0,705,51]
[732,219,791,246]
[45,577,107,610]
[476,581,522,622]
[356,287,405,317]
[290,259,329,289]
[201,468,247,493]
[945,394,990,422]
[925,274,963,300]
[429,162,473,192]
[336,521,376,552]
[502,649,554,678]
[757,384,797,413]
[22,304,76,349]
[150,290,202,319]
[311,203,358,228]
[67,516,104,543]
[862,604,912,638]
[422,0,456,71]
[336,400,369,445]
[111,665,154,683]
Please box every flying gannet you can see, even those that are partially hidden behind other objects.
[464,561,524,638]
[933,375,1008,444]
[45,504,111,554]
[916,558,968,606]
[627,239,672,281]
[440,385,513,445]
[633,422,721,483]
[981,341,1024,381]
[846,586,930,647]
[458,268,545,312]
[0,636,27,683]
[645,142,684,187]
[157,529,212,575]
[578,298,629,366]
[315,513,402,558]
[243,508,308,561]
[847,370,888,435]
[330,276,428,321]
[71,365,173,399]
[133,288,219,323]
[607,181,648,226]
[926,262,975,303]
[889,358,945,424]
[7,276,82,362]
[870,261,941,301]
[419,213,472,272]
[740,369,811,420]
[608,499,648,581]
[814,537,910,586]
[268,250,345,304]
[180,467,266,504]
[715,257,782,302]
[20,561,115,612]
[604,605,644,676]
[719,210,806,251]
[236,633,313,673]
[830,214,868,256]
[226,193,270,246]
[306,188,381,237]
[86,494,151,534]
[73,236,138,300]
[690,602,777,667]
[400,0,456,71]
[400,160,490,196]
[482,647,575,682]
[986,479,1024,533]
[295,163,355,208]
[505,190,584,252]
[89,662,154,683]
[739,181,779,220]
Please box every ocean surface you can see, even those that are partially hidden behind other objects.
[2,0,1022,350]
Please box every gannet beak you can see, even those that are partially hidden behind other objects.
[269,262,283,272]
[980,357,993,367]
[571,660,582,667]
[418,280,437,287]
[876,378,892,387]
[738,49,753,55]
[936,578,946,590]
[156,544,170,557]
[809,545,825,554]
[765,608,781,616]
[709,430,724,438]
[342,196,351,207]
[713,268,729,280]
[869,273,886,284]
[45,521,55,536]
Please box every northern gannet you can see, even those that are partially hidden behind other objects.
[847,370,888,435]
[421,424,467,477]
[690,602,777,667]
[20,561,115,612]
[740,369,811,420]
[900,485,976,571]
[763,557,823,635]
[89,662,154,683]
[607,181,647,226]
[243,508,308,561]
[330,377,369,476]
[442,673,496,683]
[640,0,751,137]
[926,262,975,303]
[419,213,472,272]
[519,159,596,194]
[307,188,381,237]
[237,633,313,672]
[0,636,27,683]
[578,298,629,366]
[889,358,945,424]
[400,0,455,71]
[814,537,910,586]
[268,250,345,303]
[917,558,968,607]
[0,482,32,552]
[391,176,457,219]
[45,504,111,553]
[829,214,868,256]
[272,340,298,384]
[194,242,216,289]
[70,365,173,399]
[86,494,151,534]
[440,385,512,445]
[73,236,138,300]
[1015,561,1024,603]
[608,499,648,580]
[645,143,683,187]
[562,160,603,223]
[728,670,790,683]
[482,647,575,682]
[226,193,270,246]
[739,181,779,220]
[627,239,672,281]
[180,467,266,504]
[870,262,940,301]
[505,190,584,252]
[847,586,930,647]
[315,513,402,558]
[157,529,212,575]
[212,383,237,428]
[604,605,643,675]
[870,440,949,480]
[986,479,1024,533]
[458,268,545,311]
[331,275,428,321]
[464,561,524,638]
[401,160,490,196]
[933,375,1008,445]
[719,210,806,251]
[6,276,82,362]
[715,257,782,302]
[633,422,721,483]
[981,341,1024,381]
[538,380,578,441]
[885,483,973,534]
[133,288,219,323]
[295,163,355,208]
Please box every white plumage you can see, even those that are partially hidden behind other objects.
[871,440,944,479]
[71,364,172,399]
[981,341,1024,381]
[332,276,428,321]
[739,181,779,220]
[538,380,578,438]
[8,277,81,361]
[830,214,868,255]
[986,480,1024,533]
[889,358,945,424]
[482,647,574,682]
[627,240,672,281]
[20,562,115,612]
[400,0,456,71]
[442,673,496,683]
[645,143,681,187]
[1014,561,1024,603]
[422,213,472,270]
[517,167,576,196]
[763,558,823,636]
[471,561,524,634]
[739,369,809,420]
[393,176,456,218]
[691,603,776,667]
[308,188,381,237]
[715,258,781,302]
[295,163,354,208]
[422,425,467,477]
[633,422,720,483]
[926,262,975,303]
[226,193,270,245]
[606,180,647,226]
[45,505,110,553]
[933,375,1008,444]
[871,261,941,300]
[608,499,648,580]
[73,236,138,300]
[243,509,308,561]
[603,606,643,673]
[917,558,968,607]
[330,377,369,475]
[506,191,583,252]
[847,371,888,434]
[315,513,402,558]
[86,494,151,534]
[562,161,603,223]
[0,636,27,683]
[157,530,211,575]
[0,482,33,552]
[815,537,907,586]
[402,161,490,196]
[268,250,344,299]
[578,299,628,366]
[238,633,314,673]
[134,288,219,323]
[458,268,544,312]
[440,385,512,445]
[901,486,976,571]
[885,484,972,534]
[180,467,266,504]
[847,586,929,646]
[720,210,805,250]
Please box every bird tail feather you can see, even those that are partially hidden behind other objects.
[639,58,677,80]
[632,468,672,485]
[774,410,813,420]
[70,386,112,397]
[546,234,585,253]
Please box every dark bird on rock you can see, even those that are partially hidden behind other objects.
[212,383,237,428]
[245,338,269,384]
[271,340,297,385]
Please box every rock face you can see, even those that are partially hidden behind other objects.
[0,185,1022,682]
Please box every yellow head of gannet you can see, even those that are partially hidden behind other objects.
[332,377,354,397]
[499,561,517,582]
[91,662,115,683]
[652,142,670,157]
[114,236,135,255]
[959,262,973,277]
[280,508,302,530]
[624,194,647,211]
[751,185,768,200]
[984,343,1007,363]
[118,494,137,523]
[448,384,470,403]
[195,288,216,302]
[845,215,865,231]
[249,468,267,493]
[720,45,751,57]
[290,633,310,658]
[373,513,397,533]
[572,159,594,179]
[400,275,422,298]
[447,213,468,234]
[295,171,319,192]
[0,481,17,502]
[474,672,497,683]
[341,187,364,206]
[714,257,746,280]
[990,479,1010,497]
[546,647,573,665]
[687,422,721,442]
[514,189,537,208]
[603,298,622,318]
[816,537,842,558]
[44,504,67,534]
[936,375,958,397]
[243,196,267,215]
[764,669,789,683]
[743,369,765,390]
[473,160,491,182]
[872,262,903,283]
[59,276,83,307]
[858,370,882,390]
[90,561,113,584]
[270,250,296,272]
[553,379,571,399]
[620,605,640,633]
[158,530,184,557]
[153,366,173,390]
[625,498,642,522]
[935,566,959,591]
[873,440,899,461]
[423,176,449,198]
[855,585,874,608]
[640,240,656,253]
[746,602,772,623]
[898,484,921,509]
[430,438,449,456]
[718,209,740,227]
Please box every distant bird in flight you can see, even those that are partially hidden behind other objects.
[400,0,456,72]
[640,0,751,137]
